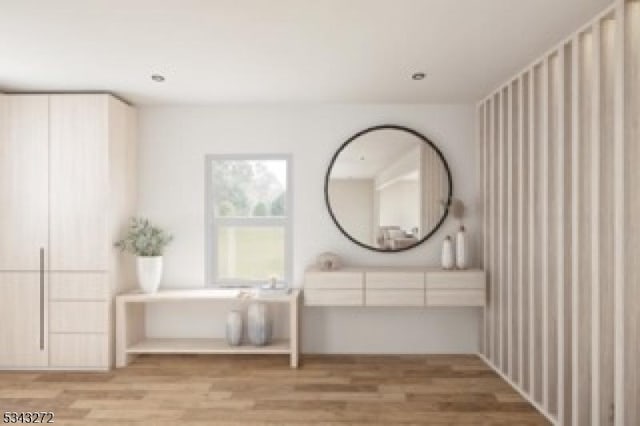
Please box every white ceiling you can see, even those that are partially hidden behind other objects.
[0,0,611,105]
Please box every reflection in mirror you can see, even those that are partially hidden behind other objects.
[326,126,451,251]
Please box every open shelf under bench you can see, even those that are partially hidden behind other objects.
[115,288,300,368]
[126,338,291,355]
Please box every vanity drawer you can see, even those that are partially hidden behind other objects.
[305,272,364,289]
[426,271,486,289]
[426,289,485,307]
[366,272,424,289]
[366,289,424,306]
[49,333,108,368]
[50,273,108,301]
[304,289,363,306]
[50,301,108,333]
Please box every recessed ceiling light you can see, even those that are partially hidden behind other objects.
[412,72,426,81]
[151,74,165,82]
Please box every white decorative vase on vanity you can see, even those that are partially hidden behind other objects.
[136,256,163,293]
[456,225,468,270]
[441,236,454,270]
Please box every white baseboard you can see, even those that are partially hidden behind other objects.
[478,353,558,426]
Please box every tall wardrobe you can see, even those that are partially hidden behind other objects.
[0,94,136,370]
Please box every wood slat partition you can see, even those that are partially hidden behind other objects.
[477,2,638,424]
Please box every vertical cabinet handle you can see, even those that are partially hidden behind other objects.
[39,247,44,350]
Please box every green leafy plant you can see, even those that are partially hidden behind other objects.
[114,217,173,257]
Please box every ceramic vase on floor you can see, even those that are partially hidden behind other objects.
[136,256,163,293]
[248,302,272,346]
[456,225,468,270]
[226,310,243,346]
[441,236,454,270]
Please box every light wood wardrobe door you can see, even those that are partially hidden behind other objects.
[0,273,48,367]
[49,95,109,271]
[0,95,49,271]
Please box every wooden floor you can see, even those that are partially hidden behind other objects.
[0,355,549,425]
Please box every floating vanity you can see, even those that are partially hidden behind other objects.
[303,267,485,307]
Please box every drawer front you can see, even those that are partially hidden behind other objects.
[366,289,424,306]
[50,273,109,300]
[426,271,486,289]
[426,289,485,307]
[49,333,108,368]
[50,301,108,333]
[304,289,363,306]
[305,272,364,289]
[366,272,424,289]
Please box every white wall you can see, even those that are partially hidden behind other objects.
[138,104,482,353]
[328,179,374,245]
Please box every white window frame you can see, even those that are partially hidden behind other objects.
[205,154,293,287]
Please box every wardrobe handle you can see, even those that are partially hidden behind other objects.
[39,248,44,350]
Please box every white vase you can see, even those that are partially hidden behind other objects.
[136,256,163,293]
[441,236,454,270]
[456,225,468,270]
[226,310,243,346]
[247,303,272,346]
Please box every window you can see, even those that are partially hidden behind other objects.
[206,155,291,286]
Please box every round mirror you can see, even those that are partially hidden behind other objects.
[325,125,452,252]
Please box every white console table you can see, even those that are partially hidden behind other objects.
[115,288,300,368]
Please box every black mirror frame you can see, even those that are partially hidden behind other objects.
[324,124,453,252]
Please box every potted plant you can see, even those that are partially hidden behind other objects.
[115,217,173,293]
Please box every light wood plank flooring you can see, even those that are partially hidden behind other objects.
[0,355,549,425]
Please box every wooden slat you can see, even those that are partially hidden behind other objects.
[579,29,595,426]
[612,0,626,426]
[612,2,625,425]
[517,74,527,390]
[502,88,510,374]
[487,97,495,363]
[533,63,544,405]
[527,68,536,402]
[591,21,602,426]
[540,56,550,412]
[600,16,617,426]
[561,41,574,426]
[506,83,514,380]
[483,101,491,358]
[547,51,560,418]
[492,95,500,366]
[570,35,581,426]
[624,2,640,425]
[555,45,566,423]
[478,103,486,355]
[509,81,520,385]
[498,89,505,372]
